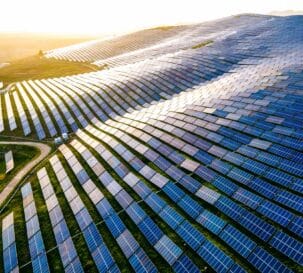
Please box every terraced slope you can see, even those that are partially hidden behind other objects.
[0,14,303,273]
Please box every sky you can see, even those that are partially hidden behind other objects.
[1,0,303,35]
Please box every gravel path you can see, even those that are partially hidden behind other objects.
[0,141,51,206]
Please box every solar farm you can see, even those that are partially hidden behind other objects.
[0,13,303,273]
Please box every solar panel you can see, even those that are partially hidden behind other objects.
[248,247,291,273]
[198,241,234,273]
[257,201,293,227]
[269,231,303,265]
[219,225,256,258]
[176,221,205,251]
[154,235,182,266]
[116,230,140,259]
[138,217,163,245]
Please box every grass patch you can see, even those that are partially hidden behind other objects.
[0,144,40,192]
[191,40,213,49]
[0,55,99,87]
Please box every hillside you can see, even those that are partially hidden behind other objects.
[0,14,303,273]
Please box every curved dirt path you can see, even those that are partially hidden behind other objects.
[0,141,51,206]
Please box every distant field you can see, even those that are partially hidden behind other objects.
[0,32,99,63]
[0,55,99,87]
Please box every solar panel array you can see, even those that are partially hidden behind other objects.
[2,212,19,273]
[21,183,50,273]
[0,14,303,273]
[4,151,14,173]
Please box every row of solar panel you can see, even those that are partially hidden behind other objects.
[60,143,202,273]
[53,152,161,273]
[68,139,238,273]
[87,119,303,266]
[37,167,84,273]
[112,112,303,234]
[1,42,243,138]
[21,183,50,273]
[2,213,19,273]
[74,128,293,272]
[105,113,303,224]
[48,156,119,273]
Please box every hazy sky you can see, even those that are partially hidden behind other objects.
[1,0,303,35]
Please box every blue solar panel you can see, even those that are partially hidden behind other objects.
[115,190,133,209]
[129,248,157,273]
[248,177,278,199]
[117,230,139,259]
[54,220,70,244]
[154,157,172,170]
[257,201,293,227]
[2,227,14,250]
[104,214,126,239]
[166,165,184,181]
[162,182,185,203]
[159,206,184,230]
[219,225,256,258]
[274,190,303,212]
[227,167,253,185]
[196,210,225,235]
[194,150,214,164]
[241,159,268,175]
[195,165,217,182]
[65,257,84,273]
[172,253,200,273]
[76,169,89,184]
[291,178,303,194]
[145,193,166,213]
[178,195,204,219]
[28,232,45,258]
[239,211,275,242]
[83,223,103,252]
[264,168,293,187]
[59,238,77,267]
[138,217,163,245]
[75,209,93,230]
[215,196,245,221]
[3,244,18,273]
[154,235,182,266]
[169,151,185,164]
[92,244,115,272]
[198,241,234,273]
[179,175,201,193]
[32,253,50,273]
[270,231,303,265]
[133,181,152,199]
[256,152,281,167]
[223,152,245,166]
[176,221,205,251]
[232,188,263,209]
[212,176,237,196]
[210,159,232,175]
[288,216,303,238]
[96,199,115,218]
[126,203,146,224]
[248,247,291,273]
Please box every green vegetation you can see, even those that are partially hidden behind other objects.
[0,144,40,192]
[0,55,99,87]
[191,40,213,49]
